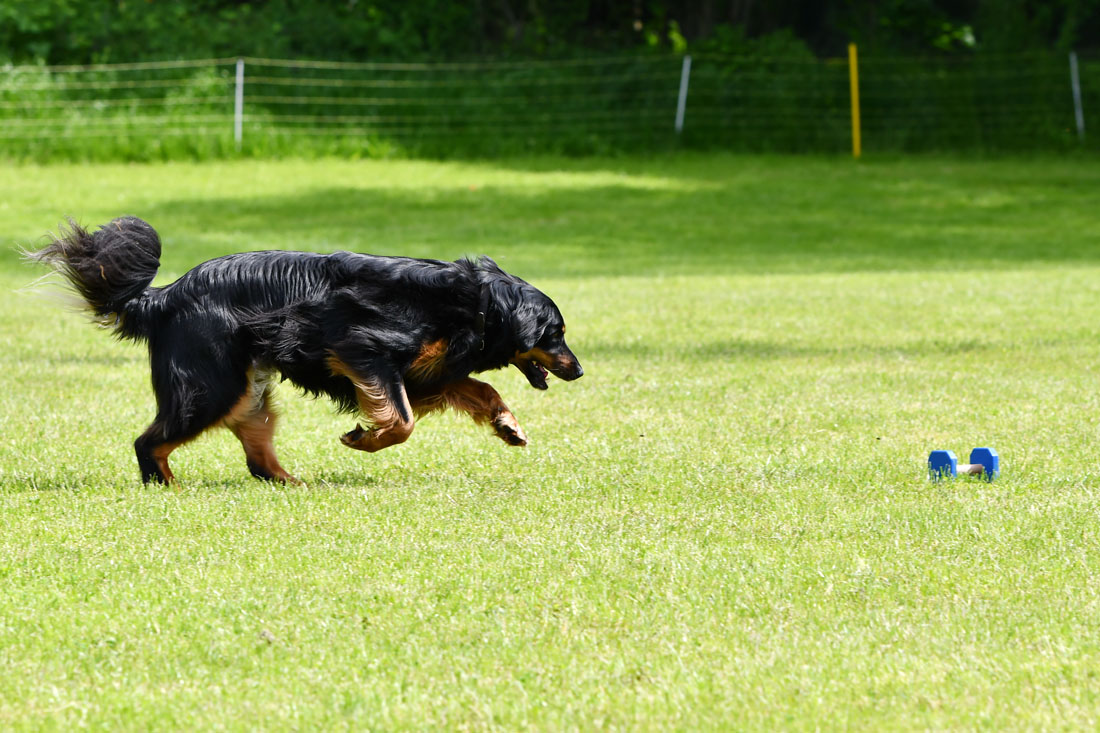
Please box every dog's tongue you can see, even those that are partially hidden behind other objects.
[520,360,548,390]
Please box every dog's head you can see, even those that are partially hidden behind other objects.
[480,259,583,390]
[509,303,583,390]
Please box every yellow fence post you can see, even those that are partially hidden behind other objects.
[848,43,861,159]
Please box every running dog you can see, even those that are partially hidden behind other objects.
[30,217,583,483]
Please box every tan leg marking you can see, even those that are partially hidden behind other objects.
[151,440,185,483]
[228,408,298,484]
[421,378,527,447]
[328,356,415,452]
[223,370,298,483]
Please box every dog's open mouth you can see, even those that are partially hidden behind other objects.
[515,358,549,390]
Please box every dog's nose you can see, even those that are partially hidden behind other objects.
[569,361,583,380]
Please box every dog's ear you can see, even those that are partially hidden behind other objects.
[510,302,545,353]
[488,280,546,352]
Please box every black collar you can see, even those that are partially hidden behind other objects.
[474,284,491,350]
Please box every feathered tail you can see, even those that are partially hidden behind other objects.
[27,216,162,340]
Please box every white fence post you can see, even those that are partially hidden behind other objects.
[234,58,245,151]
[1069,51,1085,141]
[675,54,692,134]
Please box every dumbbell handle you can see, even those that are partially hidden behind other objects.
[957,463,988,475]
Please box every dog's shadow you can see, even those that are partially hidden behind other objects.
[298,472,383,489]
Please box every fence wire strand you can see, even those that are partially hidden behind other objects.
[0,52,1094,156]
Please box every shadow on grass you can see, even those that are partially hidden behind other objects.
[42,353,142,367]
[7,156,1100,279]
[104,157,1100,279]
[589,337,999,362]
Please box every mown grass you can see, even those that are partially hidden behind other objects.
[1,154,1100,729]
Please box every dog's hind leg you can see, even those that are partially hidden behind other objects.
[328,359,415,452]
[135,393,242,484]
[437,378,527,447]
[135,400,235,484]
[134,426,188,484]
[135,341,252,484]
[224,371,298,484]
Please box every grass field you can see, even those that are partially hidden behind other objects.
[2,154,1100,729]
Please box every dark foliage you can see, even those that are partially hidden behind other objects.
[3,1,1099,66]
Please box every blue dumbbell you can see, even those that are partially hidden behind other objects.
[928,447,999,482]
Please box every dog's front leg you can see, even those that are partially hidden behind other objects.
[440,378,528,447]
[329,359,415,452]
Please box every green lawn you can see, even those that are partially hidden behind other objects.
[2,154,1100,729]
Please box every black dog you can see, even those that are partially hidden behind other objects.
[31,217,583,483]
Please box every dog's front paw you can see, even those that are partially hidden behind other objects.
[341,422,414,452]
[492,411,528,447]
[341,423,370,449]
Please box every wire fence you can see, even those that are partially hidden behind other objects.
[0,52,1095,159]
